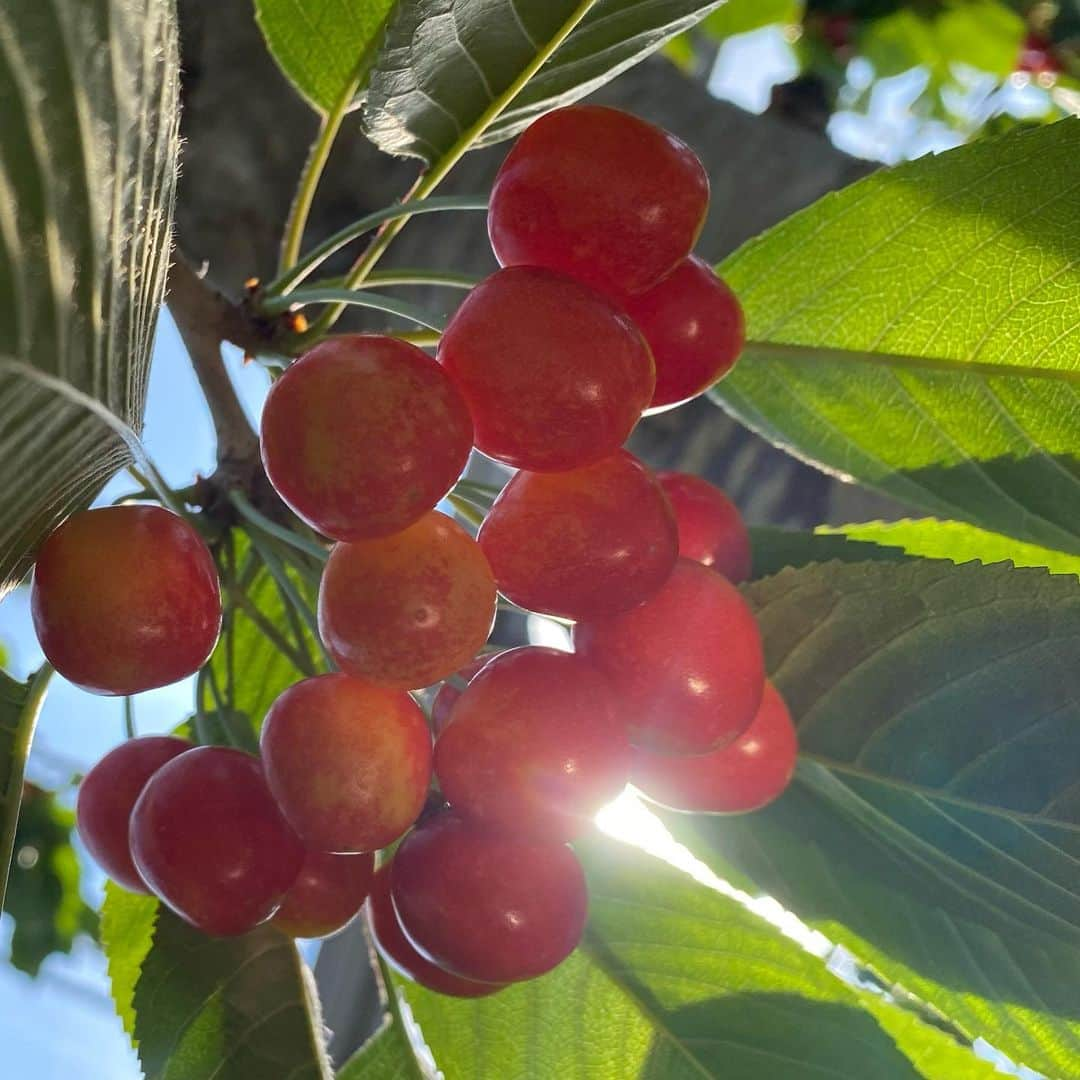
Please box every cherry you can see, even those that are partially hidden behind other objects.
[367,863,501,997]
[130,747,303,936]
[434,647,630,840]
[272,849,375,938]
[318,511,496,689]
[574,558,764,754]
[623,256,744,411]
[657,471,751,583]
[478,451,678,619]
[632,682,797,813]
[488,105,709,296]
[261,673,431,852]
[430,652,504,737]
[260,335,473,541]
[391,813,587,984]
[76,736,192,893]
[438,267,654,471]
[31,506,221,695]
[1018,33,1062,75]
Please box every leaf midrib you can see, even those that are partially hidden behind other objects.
[741,340,1080,386]
[802,752,1080,839]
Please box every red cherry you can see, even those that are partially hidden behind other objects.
[574,558,764,754]
[430,652,504,737]
[130,747,303,936]
[632,682,797,813]
[623,256,744,411]
[478,451,678,619]
[391,813,587,984]
[31,506,221,695]
[272,849,375,938]
[76,736,192,893]
[318,511,496,689]
[435,648,630,840]
[261,673,432,853]
[367,863,501,998]
[260,335,473,541]
[489,105,709,296]
[657,471,751,584]
[438,267,654,471]
[1018,33,1062,75]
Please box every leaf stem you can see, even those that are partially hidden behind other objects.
[278,78,360,275]
[265,196,488,296]
[245,529,333,669]
[0,663,53,913]
[308,0,600,339]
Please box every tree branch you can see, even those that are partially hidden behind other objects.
[167,256,263,466]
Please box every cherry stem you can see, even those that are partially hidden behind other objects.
[278,75,361,276]
[244,528,333,670]
[228,490,328,564]
[266,197,489,297]
[446,493,486,529]
[218,554,316,677]
[123,697,136,740]
[260,288,448,333]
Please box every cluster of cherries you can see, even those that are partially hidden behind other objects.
[28,105,797,995]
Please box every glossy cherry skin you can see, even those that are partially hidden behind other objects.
[260,335,473,541]
[489,105,709,296]
[438,267,654,471]
[261,673,432,853]
[623,256,745,411]
[574,559,764,754]
[272,849,375,938]
[478,451,678,620]
[318,512,497,689]
[435,648,630,840]
[632,682,797,813]
[130,747,304,936]
[367,863,501,997]
[31,506,221,695]
[430,652,504,737]
[76,736,191,893]
[657,471,751,584]
[391,813,587,984]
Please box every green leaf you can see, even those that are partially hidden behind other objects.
[747,558,1080,936]
[0,666,51,913]
[385,835,968,1078]
[5,784,97,975]
[710,119,1080,557]
[659,556,1080,1075]
[749,525,911,580]
[0,0,180,597]
[363,0,724,164]
[700,0,802,41]
[661,778,1080,1079]
[101,888,332,1079]
[336,1018,421,1079]
[255,0,397,114]
[822,518,1080,577]
[100,883,158,1036]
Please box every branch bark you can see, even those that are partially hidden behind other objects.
[167,256,261,467]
